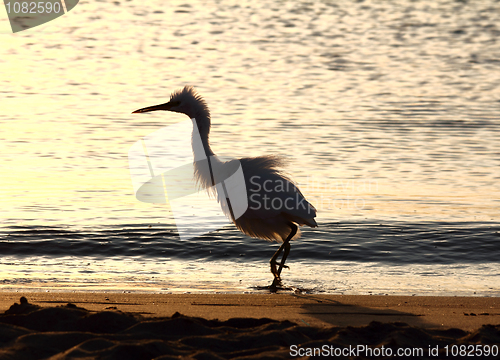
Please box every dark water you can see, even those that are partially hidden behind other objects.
[1,221,498,264]
[1,222,499,295]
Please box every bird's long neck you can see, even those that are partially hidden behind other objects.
[190,109,235,221]
[191,116,214,158]
[191,117,218,189]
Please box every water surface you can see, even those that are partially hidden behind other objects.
[1,0,498,294]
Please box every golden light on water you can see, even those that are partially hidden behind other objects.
[1,0,499,228]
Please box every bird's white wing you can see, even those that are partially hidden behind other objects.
[239,157,316,222]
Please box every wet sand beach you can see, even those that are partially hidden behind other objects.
[1,293,498,359]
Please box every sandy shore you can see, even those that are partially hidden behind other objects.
[1,292,499,359]
[1,292,498,330]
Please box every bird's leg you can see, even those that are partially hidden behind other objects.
[276,242,291,277]
[270,242,287,282]
[269,223,297,288]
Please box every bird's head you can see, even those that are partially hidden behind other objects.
[132,86,210,122]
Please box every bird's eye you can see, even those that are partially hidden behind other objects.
[169,101,181,107]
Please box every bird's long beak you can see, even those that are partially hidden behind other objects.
[132,101,173,114]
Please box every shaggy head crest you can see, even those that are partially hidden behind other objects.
[169,86,210,120]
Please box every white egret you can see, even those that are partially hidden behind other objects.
[133,86,317,290]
